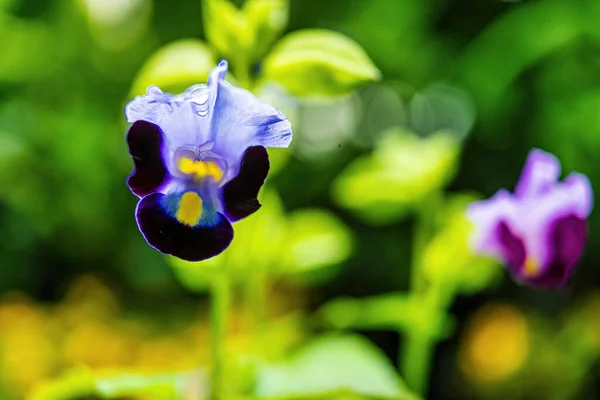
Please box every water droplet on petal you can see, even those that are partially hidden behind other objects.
[188,86,210,104]
[148,86,163,96]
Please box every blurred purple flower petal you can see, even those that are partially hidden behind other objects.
[468,149,593,288]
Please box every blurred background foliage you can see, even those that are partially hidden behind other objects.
[1,0,600,399]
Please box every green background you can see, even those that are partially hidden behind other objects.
[1,0,600,399]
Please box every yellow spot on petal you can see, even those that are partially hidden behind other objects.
[176,192,203,226]
[523,258,539,277]
[178,157,223,181]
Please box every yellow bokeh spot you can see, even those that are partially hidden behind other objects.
[178,157,223,181]
[523,258,539,277]
[176,192,203,226]
[459,303,530,385]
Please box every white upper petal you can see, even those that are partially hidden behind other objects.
[125,61,292,181]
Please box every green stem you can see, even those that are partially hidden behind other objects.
[401,192,445,396]
[210,269,230,400]
[245,267,268,332]
[410,191,442,289]
[402,332,435,395]
[401,281,451,396]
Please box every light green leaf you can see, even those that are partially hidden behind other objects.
[243,0,289,62]
[332,128,459,225]
[255,334,419,400]
[28,368,205,400]
[203,0,246,61]
[317,294,453,339]
[130,39,216,96]
[203,0,288,67]
[282,209,353,283]
[28,369,96,400]
[95,370,204,400]
[421,194,502,294]
[260,29,381,98]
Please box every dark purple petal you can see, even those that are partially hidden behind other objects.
[496,221,527,276]
[221,146,270,222]
[136,193,233,261]
[127,120,170,197]
[529,215,587,288]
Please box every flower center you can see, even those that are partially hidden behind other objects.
[175,142,227,183]
[523,258,539,277]
[178,157,224,181]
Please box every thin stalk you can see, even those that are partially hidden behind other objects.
[210,269,230,400]
[245,267,268,333]
[401,191,445,396]
[410,191,441,289]
[401,281,451,395]
[401,332,435,395]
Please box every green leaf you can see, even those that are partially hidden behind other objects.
[421,194,502,294]
[243,0,289,62]
[28,369,96,400]
[282,209,353,284]
[255,334,420,400]
[317,294,453,339]
[28,368,205,400]
[260,29,381,98]
[203,0,246,61]
[202,0,288,67]
[332,128,459,225]
[95,370,204,400]
[130,39,216,96]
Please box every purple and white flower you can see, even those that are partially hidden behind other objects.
[125,61,292,261]
[468,149,593,288]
